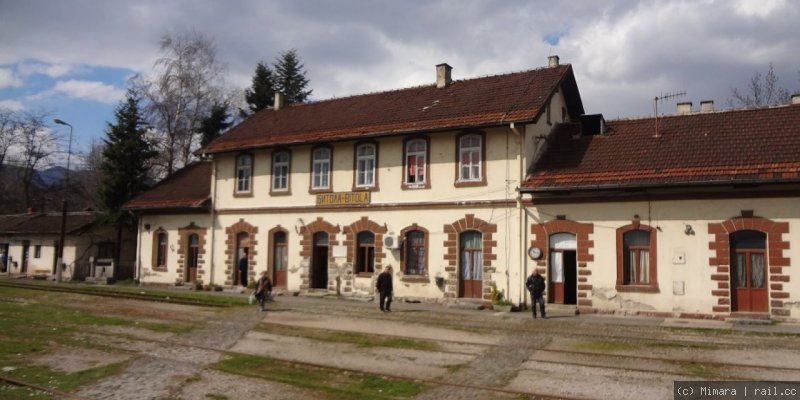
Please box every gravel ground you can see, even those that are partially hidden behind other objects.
[23,288,800,400]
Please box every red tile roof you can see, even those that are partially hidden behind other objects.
[123,161,211,211]
[522,104,800,191]
[0,211,102,235]
[201,64,582,153]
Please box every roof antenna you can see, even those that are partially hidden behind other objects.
[653,91,686,138]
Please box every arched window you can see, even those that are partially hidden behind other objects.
[311,147,331,190]
[355,143,376,188]
[154,231,168,270]
[458,134,482,182]
[616,224,658,292]
[356,231,375,274]
[235,154,253,194]
[405,139,427,186]
[404,230,426,275]
[272,151,290,192]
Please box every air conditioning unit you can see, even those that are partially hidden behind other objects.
[383,235,402,250]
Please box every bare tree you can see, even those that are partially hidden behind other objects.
[133,31,229,176]
[0,107,20,168]
[5,111,59,210]
[729,63,792,108]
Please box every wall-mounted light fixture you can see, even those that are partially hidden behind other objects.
[144,223,151,232]
[684,224,695,236]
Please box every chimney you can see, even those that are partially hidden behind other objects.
[548,55,560,67]
[677,101,693,115]
[792,94,800,105]
[436,63,452,88]
[700,100,714,113]
[274,91,285,111]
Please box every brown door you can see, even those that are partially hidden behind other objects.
[273,231,288,287]
[186,234,199,283]
[459,231,483,299]
[549,233,577,304]
[730,231,768,313]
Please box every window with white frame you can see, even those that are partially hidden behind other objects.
[355,143,376,188]
[235,154,253,194]
[312,147,331,190]
[272,151,290,192]
[405,139,426,186]
[458,134,482,182]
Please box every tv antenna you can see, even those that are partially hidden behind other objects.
[653,91,686,138]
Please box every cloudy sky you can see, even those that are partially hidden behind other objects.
[1,0,799,159]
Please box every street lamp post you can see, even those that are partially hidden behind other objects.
[53,119,72,282]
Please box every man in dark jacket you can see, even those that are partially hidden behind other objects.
[525,269,546,319]
[376,266,393,312]
[238,248,249,287]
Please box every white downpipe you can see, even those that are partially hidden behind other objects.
[208,157,218,286]
[509,123,527,306]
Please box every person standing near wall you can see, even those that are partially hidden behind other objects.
[376,266,393,312]
[238,248,249,287]
[526,269,546,319]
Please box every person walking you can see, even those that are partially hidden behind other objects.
[376,266,393,312]
[526,269,546,319]
[254,270,272,312]
[238,248,249,287]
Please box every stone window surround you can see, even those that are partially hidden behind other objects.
[343,217,388,278]
[615,220,659,293]
[400,224,430,282]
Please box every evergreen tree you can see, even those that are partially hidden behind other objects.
[243,62,275,116]
[100,90,157,224]
[274,49,312,104]
[199,102,231,147]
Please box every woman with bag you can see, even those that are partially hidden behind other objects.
[254,270,272,312]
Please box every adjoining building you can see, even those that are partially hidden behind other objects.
[0,210,135,281]
[124,58,800,321]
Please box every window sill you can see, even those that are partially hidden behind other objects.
[454,179,487,188]
[356,272,374,278]
[233,191,253,198]
[270,189,292,196]
[615,285,659,293]
[152,266,168,272]
[400,275,429,283]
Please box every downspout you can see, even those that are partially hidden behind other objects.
[135,213,142,284]
[509,123,526,307]
[208,156,218,286]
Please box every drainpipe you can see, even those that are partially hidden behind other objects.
[208,156,218,286]
[135,214,143,283]
[509,123,527,307]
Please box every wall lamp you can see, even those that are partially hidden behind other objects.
[684,224,695,236]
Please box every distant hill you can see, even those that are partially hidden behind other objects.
[37,166,68,187]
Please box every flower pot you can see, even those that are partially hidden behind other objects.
[494,304,513,313]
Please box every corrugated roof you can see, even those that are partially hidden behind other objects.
[201,64,582,153]
[123,161,212,211]
[522,104,800,191]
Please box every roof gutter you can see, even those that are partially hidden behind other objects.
[519,177,800,194]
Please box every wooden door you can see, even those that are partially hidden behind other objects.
[273,231,288,287]
[459,231,483,299]
[186,234,198,283]
[732,250,768,312]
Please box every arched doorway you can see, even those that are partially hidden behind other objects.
[185,234,199,283]
[311,232,329,289]
[549,232,577,305]
[459,231,483,298]
[730,230,768,313]
[234,232,250,286]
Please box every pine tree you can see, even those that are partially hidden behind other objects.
[243,62,275,116]
[199,102,231,147]
[100,90,157,224]
[274,49,312,104]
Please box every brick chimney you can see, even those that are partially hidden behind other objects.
[274,91,285,111]
[548,55,560,67]
[436,63,452,88]
[677,102,693,115]
[700,100,714,113]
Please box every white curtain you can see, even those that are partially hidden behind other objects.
[751,254,764,288]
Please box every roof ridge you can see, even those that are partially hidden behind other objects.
[283,64,571,108]
[607,102,799,123]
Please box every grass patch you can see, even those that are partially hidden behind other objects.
[2,361,126,393]
[445,363,468,373]
[569,339,636,352]
[650,341,719,350]
[678,361,724,378]
[256,324,440,351]
[205,394,229,400]
[0,384,53,400]
[213,354,427,400]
